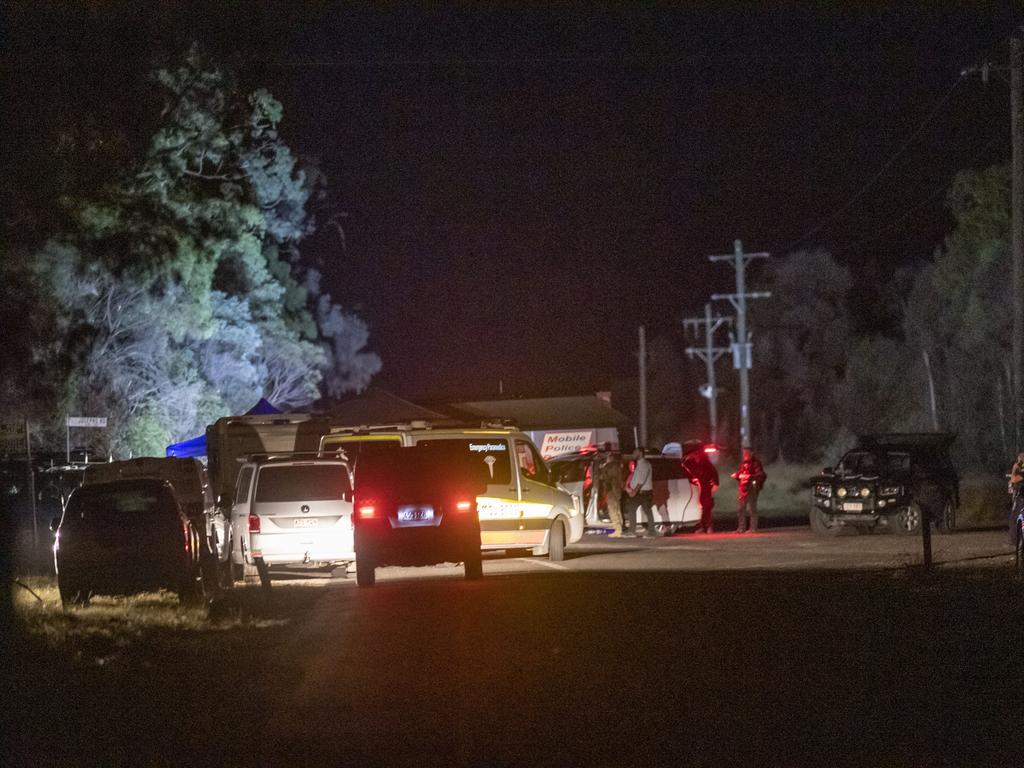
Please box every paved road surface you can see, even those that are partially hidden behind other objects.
[11,526,1023,767]
[279,525,1013,586]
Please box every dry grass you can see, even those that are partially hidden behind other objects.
[11,575,282,667]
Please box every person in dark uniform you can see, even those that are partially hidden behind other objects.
[1008,452,1024,543]
[599,446,625,537]
[731,448,767,533]
[683,446,719,534]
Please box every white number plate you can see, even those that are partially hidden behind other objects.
[842,502,864,512]
[397,506,434,523]
[293,518,319,528]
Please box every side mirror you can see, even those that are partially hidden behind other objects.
[50,516,61,533]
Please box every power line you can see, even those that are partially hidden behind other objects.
[840,130,1008,254]
[782,76,964,254]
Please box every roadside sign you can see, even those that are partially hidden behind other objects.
[539,430,594,460]
[0,421,24,452]
[67,416,108,428]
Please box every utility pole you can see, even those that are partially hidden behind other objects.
[1012,31,1023,447]
[683,303,732,445]
[638,325,648,447]
[710,240,771,450]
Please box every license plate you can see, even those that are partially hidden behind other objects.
[397,506,434,523]
[842,502,864,512]
[293,518,319,528]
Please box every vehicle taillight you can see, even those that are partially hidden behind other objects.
[704,445,719,454]
[248,514,261,533]
[357,502,376,519]
[183,523,191,552]
[455,500,472,512]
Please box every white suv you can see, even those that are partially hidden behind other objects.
[321,425,584,560]
[228,457,354,587]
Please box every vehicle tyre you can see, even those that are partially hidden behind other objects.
[548,520,566,562]
[356,556,376,587]
[809,507,845,537]
[892,503,922,535]
[934,499,956,534]
[255,557,271,591]
[177,567,206,606]
[464,552,483,580]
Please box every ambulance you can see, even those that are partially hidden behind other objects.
[321,422,584,561]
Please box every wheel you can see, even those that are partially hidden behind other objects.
[464,552,483,580]
[177,573,206,606]
[1016,521,1024,578]
[934,499,956,534]
[548,520,566,562]
[809,507,845,537]
[356,556,376,587]
[255,557,271,591]
[891,503,922,535]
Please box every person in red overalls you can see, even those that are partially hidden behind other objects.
[683,446,719,534]
[731,448,767,533]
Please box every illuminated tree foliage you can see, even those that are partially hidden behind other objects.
[750,249,852,462]
[750,166,1011,469]
[900,165,1011,468]
[18,48,380,456]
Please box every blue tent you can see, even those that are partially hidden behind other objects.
[166,399,282,458]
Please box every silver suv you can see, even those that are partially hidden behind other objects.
[228,457,354,588]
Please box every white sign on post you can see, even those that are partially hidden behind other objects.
[67,416,108,428]
[0,421,23,452]
[539,430,594,460]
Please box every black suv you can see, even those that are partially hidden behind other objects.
[811,434,959,536]
[53,478,206,606]
[352,441,485,587]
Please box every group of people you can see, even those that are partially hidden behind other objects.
[596,444,767,538]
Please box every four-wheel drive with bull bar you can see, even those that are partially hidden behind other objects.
[811,433,959,536]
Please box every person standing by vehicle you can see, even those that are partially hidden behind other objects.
[599,447,626,537]
[624,447,658,538]
[732,448,767,533]
[1008,452,1024,543]
[683,447,719,534]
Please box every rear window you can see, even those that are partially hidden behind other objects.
[69,485,176,521]
[255,464,351,503]
[357,440,510,492]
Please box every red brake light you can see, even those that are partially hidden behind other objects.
[248,514,261,533]
[455,500,472,512]
[357,503,376,518]
[704,445,718,454]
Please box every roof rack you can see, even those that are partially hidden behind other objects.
[239,450,350,463]
[327,418,519,435]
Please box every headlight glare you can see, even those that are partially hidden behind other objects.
[837,487,848,498]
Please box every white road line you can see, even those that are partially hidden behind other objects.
[522,558,570,571]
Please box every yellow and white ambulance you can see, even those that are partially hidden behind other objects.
[321,422,584,561]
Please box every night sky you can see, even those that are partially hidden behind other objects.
[5,2,1022,401]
